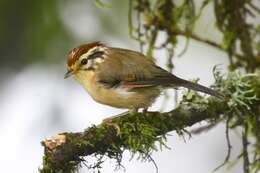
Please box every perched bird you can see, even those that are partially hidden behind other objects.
[65,42,222,115]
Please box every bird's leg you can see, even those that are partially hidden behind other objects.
[129,108,138,115]
[102,108,138,123]
[142,107,148,115]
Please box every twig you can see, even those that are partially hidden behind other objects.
[242,124,250,173]
[248,2,260,15]
[214,117,232,171]
[175,31,244,60]
[146,28,158,59]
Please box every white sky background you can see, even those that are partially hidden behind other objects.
[0,1,246,173]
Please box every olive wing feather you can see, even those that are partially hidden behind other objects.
[96,47,224,98]
[96,47,179,89]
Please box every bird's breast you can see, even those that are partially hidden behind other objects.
[74,71,134,108]
[74,71,160,109]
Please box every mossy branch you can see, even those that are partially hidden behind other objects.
[40,98,224,173]
[40,71,260,173]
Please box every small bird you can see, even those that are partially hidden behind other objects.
[65,42,222,116]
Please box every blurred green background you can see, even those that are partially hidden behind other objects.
[0,0,131,70]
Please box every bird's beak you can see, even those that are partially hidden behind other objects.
[64,69,74,79]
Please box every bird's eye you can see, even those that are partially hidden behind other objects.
[81,59,88,65]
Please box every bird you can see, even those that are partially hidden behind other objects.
[65,42,223,118]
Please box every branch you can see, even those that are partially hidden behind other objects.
[175,31,245,61]
[40,96,225,173]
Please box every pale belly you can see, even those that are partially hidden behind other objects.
[74,71,160,109]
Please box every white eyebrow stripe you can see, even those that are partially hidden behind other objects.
[79,46,108,61]
[95,57,104,63]
[88,51,104,60]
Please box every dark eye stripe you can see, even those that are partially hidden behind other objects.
[88,51,104,60]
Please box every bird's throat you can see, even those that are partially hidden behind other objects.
[74,70,96,93]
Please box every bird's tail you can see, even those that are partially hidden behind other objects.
[172,77,224,99]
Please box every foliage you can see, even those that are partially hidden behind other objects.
[129,0,259,72]
[214,0,260,71]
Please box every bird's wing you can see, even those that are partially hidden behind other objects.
[96,48,224,98]
[96,47,180,89]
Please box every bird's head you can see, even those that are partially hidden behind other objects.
[64,42,107,78]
